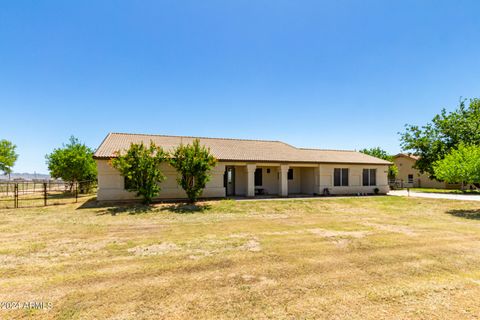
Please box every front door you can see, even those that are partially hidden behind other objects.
[224,166,235,196]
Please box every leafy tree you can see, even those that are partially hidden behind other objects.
[170,139,217,203]
[46,136,97,190]
[433,144,480,189]
[400,98,480,178]
[0,139,18,177]
[359,147,398,179]
[111,142,167,204]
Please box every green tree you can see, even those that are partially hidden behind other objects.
[400,98,480,178]
[359,147,398,179]
[170,139,217,203]
[46,136,97,190]
[111,142,167,204]
[0,139,18,177]
[433,144,480,190]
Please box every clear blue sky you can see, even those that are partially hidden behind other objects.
[1,1,479,173]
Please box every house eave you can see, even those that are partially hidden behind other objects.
[93,156,391,166]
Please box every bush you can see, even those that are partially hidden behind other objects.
[46,136,97,190]
[111,141,167,204]
[170,139,217,203]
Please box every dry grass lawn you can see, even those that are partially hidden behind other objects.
[1,196,480,319]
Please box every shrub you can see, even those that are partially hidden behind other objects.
[170,139,217,203]
[111,141,167,204]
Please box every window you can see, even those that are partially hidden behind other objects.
[408,174,414,184]
[334,168,349,186]
[288,168,293,180]
[363,169,377,186]
[254,168,262,186]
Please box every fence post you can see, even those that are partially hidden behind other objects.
[43,182,47,206]
[14,183,18,208]
[75,182,78,203]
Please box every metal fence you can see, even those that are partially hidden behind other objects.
[0,180,96,209]
[388,179,416,190]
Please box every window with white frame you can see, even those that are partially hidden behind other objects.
[362,169,377,186]
[334,168,349,186]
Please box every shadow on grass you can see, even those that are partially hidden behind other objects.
[101,205,155,216]
[447,209,480,220]
[77,197,103,209]
[76,198,155,216]
[158,203,211,214]
[77,198,211,215]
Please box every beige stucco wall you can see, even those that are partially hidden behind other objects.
[394,156,446,189]
[300,167,315,194]
[257,166,279,195]
[287,167,301,194]
[96,160,390,201]
[96,160,225,201]
[234,166,247,196]
[317,164,390,195]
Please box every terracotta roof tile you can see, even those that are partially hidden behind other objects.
[94,133,392,165]
[394,153,420,160]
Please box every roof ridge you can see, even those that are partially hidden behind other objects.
[109,132,290,144]
[299,147,355,152]
[394,152,419,158]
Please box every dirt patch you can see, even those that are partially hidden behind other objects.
[307,228,368,238]
[363,222,416,236]
[0,254,39,267]
[240,274,277,286]
[130,236,261,259]
[239,239,261,252]
[332,238,350,248]
[228,233,250,238]
[128,242,179,256]
[262,230,304,236]
[18,239,116,261]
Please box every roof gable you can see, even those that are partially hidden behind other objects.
[394,153,420,161]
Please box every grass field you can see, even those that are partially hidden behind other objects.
[1,196,480,319]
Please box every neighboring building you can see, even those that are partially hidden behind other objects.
[393,153,450,188]
[94,133,392,201]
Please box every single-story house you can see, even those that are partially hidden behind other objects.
[393,153,459,189]
[93,133,392,201]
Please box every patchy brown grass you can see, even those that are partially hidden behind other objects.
[1,196,480,319]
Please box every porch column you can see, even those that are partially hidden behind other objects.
[278,164,289,197]
[314,165,321,195]
[246,164,256,197]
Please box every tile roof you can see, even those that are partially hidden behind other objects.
[94,133,392,165]
[394,153,420,161]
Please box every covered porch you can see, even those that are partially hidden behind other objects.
[223,163,320,198]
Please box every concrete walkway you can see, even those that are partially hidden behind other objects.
[388,190,480,201]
